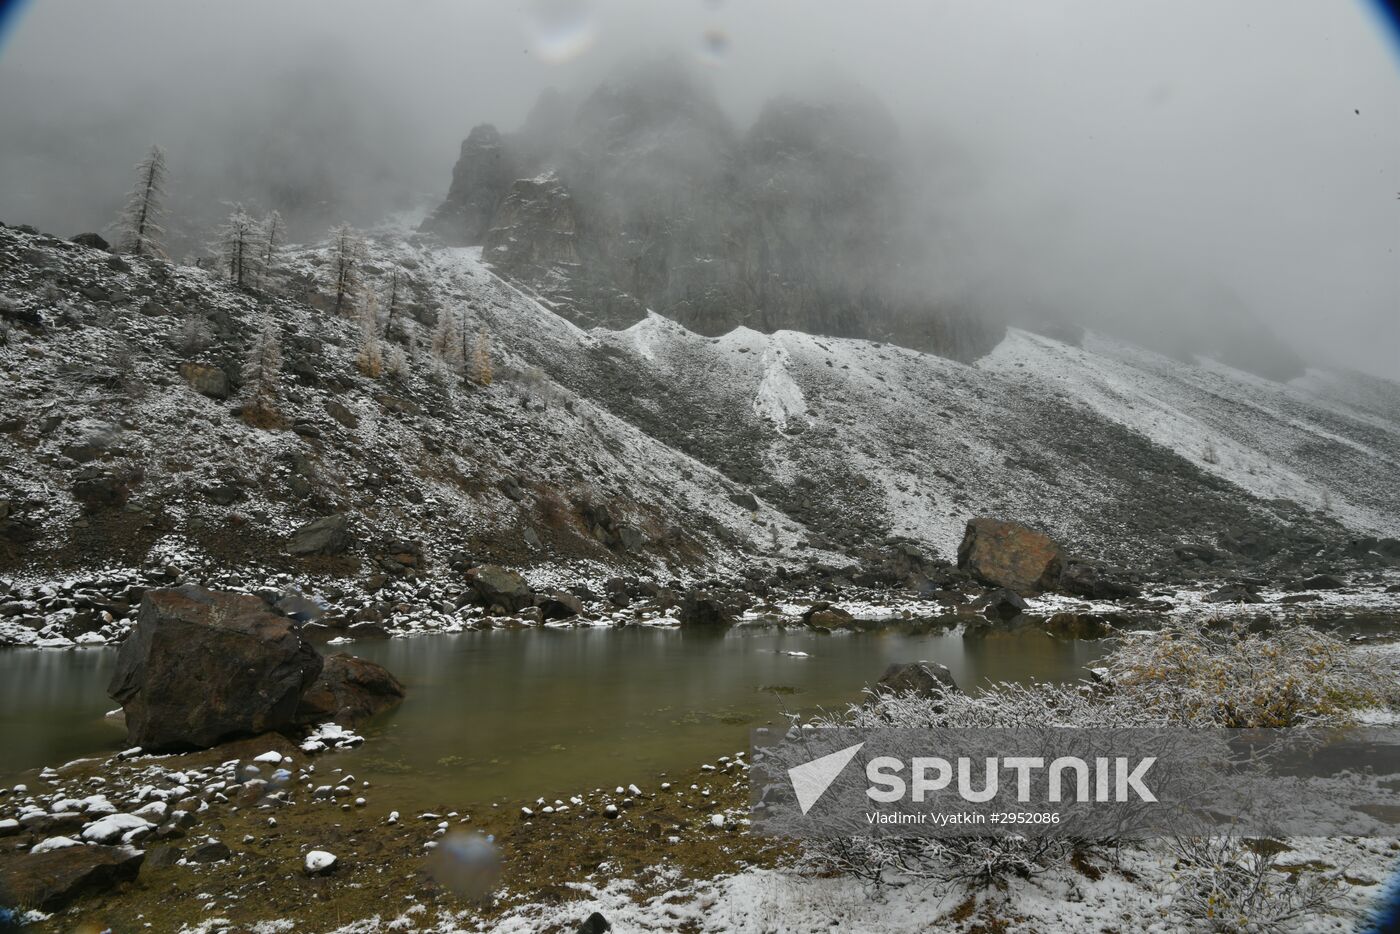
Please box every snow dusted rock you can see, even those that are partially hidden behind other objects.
[709,814,726,828]
[467,565,534,612]
[0,844,145,910]
[132,801,168,822]
[253,750,286,764]
[80,795,116,816]
[0,818,18,837]
[300,722,364,753]
[30,836,81,853]
[80,813,151,844]
[107,586,323,750]
[304,849,337,874]
[287,513,352,557]
[958,517,1064,595]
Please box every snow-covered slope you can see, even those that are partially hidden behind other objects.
[981,331,1400,538]
[421,245,1393,575]
[2,223,1394,586]
[0,227,820,582]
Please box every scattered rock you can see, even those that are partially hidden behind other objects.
[677,590,734,628]
[1204,584,1263,604]
[577,911,612,934]
[187,839,232,863]
[957,517,1063,594]
[179,362,230,400]
[728,491,759,511]
[1283,574,1344,592]
[974,588,1028,622]
[287,513,352,557]
[1058,560,1140,599]
[80,813,151,844]
[70,232,110,251]
[305,849,337,875]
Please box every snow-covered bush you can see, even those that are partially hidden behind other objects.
[795,621,1396,895]
[1103,620,1394,728]
[802,681,1157,886]
[1168,833,1347,932]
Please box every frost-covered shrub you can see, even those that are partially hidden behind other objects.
[800,682,1155,886]
[794,622,1395,894]
[1102,620,1392,728]
[1168,833,1347,932]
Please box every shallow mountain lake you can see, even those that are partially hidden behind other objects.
[0,625,1104,806]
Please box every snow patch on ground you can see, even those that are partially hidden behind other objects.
[751,345,808,433]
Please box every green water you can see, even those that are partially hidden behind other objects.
[0,625,1103,806]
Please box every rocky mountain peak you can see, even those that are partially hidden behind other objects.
[419,66,1001,360]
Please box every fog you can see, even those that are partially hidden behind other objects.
[1,0,1396,377]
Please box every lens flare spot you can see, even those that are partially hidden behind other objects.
[527,0,597,65]
[428,832,501,901]
[697,28,730,66]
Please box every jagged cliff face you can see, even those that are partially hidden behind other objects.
[421,64,1004,360]
[421,124,517,245]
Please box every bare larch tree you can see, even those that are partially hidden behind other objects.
[115,145,168,258]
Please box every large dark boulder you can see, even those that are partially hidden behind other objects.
[875,661,959,699]
[70,232,110,251]
[1204,583,1263,604]
[957,517,1063,594]
[1058,560,1140,600]
[107,587,323,750]
[801,602,856,630]
[1283,574,1344,592]
[287,513,352,556]
[179,362,230,400]
[536,590,584,620]
[974,587,1029,622]
[677,590,735,627]
[295,653,405,726]
[0,844,143,911]
[468,565,534,612]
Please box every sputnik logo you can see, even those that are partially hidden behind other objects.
[788,742,865,815]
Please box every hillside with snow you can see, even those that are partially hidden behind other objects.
[423,244,1396,572]
[2,222,1396,588]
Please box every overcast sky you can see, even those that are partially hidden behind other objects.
[1,0,1396,377]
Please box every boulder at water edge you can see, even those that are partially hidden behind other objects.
[108,586,324,750]
[875,662,960,699]
[295,653,405,726]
